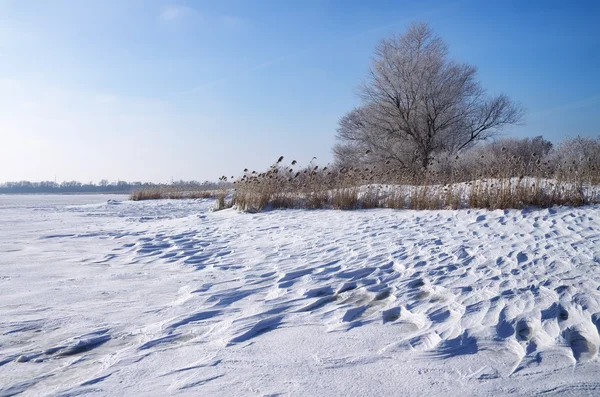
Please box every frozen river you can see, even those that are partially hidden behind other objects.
[1,195,600,396]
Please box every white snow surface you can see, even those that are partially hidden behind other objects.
[1,194,600,396]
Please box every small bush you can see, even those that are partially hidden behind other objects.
[131,188,163,201]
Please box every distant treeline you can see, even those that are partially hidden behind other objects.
[0,180,221,194]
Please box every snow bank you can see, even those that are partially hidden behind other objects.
[1,195,600,396]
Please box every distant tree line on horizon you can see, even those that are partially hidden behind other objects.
[0,180,222,194]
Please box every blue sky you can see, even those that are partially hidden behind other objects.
[0,0,598,183]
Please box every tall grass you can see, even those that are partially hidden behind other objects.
[130,187,223,201]
[231,150,600,212]
[129,136,599,211]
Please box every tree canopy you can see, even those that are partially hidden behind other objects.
[334,22,524,171]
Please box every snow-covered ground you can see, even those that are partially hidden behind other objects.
[1,195,600,396]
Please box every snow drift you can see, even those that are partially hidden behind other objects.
[1,195,600,396]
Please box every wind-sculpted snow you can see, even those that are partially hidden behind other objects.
[1,195,600,396]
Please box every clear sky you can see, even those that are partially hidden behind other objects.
[0,0,598,183]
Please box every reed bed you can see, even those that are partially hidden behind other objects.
[130,187,222,201]
[231,151,600,212]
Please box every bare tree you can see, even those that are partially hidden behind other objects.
[334,22,525,170]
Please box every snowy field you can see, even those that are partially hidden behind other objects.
[1,195,600,396]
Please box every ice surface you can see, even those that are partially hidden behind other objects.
[1,195,600,396]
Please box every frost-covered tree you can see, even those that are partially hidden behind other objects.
[334,22,525,171]
[550,135,600,183]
